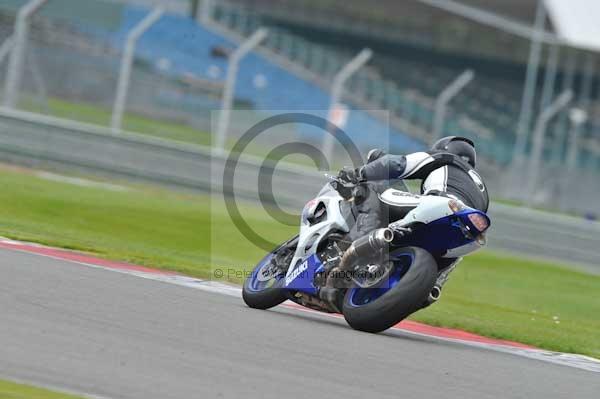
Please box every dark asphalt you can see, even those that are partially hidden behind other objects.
[1,248,599,399]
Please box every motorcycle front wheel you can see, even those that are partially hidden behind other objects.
[342,246,437,333]
[242,236,297,310]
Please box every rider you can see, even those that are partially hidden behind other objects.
[335,136,489,297]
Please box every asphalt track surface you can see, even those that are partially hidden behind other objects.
[1,248,599,399]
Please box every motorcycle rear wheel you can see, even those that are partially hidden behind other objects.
[342,246,437,333]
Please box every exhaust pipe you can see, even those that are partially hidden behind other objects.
[337,228,394,272]
[427,285,442,305]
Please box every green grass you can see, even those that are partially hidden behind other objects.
[0,166,296,279]
[22,97,213,146]
[0,379,84,399]
[413,252,600,356]
[0,165,599,359]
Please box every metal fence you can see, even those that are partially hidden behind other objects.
[0,2,223,135]
[0,106,598,272]
[208,0,600,212]
[0,0,599,217]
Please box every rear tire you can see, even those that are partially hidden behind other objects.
[342,247,437,333]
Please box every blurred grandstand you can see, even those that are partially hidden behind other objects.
[0,0,599,215]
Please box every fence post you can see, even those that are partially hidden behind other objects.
[111,8,164,134]
[322,48,372,163]
[539,44,559,110]
[431,69,474,144]
[526,90,573,205]
[552,49,577,165]
[510,0,546,176]
[2,0,47,108]
[560,108,587,211]
[215,28,268,152]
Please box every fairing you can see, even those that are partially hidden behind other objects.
[282,186,490,292]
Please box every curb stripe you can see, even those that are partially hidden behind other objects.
[0,240,176,276]
[280,301,534,349]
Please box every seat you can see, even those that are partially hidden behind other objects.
[378,188,421,221]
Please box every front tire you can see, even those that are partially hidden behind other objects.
[242,271,286,310]
[342,247,437,333]
[242,237,297,310]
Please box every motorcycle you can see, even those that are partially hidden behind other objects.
[242,177,491,333]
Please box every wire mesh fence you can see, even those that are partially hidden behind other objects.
[0,1,223,143]
[0,0,599,215]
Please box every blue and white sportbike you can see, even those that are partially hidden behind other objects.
[242,178,491,333]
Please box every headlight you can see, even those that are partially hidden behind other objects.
[468,213,489,232]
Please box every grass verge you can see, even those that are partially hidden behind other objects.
[0,165,598,359]
[22,97,213,146]
[0,379,83,399]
